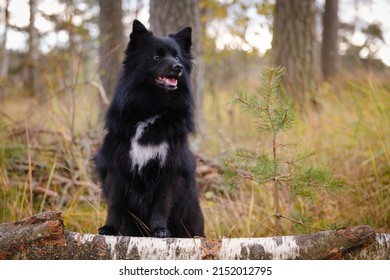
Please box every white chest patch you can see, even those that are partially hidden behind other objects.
[129,115,169,173]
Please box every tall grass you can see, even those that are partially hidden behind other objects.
[0,69,389,237]
[201,70,390,236]
[0,80,105,233]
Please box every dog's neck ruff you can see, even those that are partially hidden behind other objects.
[129,115,169,173]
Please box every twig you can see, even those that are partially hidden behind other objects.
[285,151,316,165]
[237,172,291,184]
[275,214,325,231]
[15,183,59,198]
[235,97,268,111]
[34,186,58,198]
[89,80,110,106]
[252,214,325,237]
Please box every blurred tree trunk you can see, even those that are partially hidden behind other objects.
[321,0,339,81]
[272,0,320,111]
[0,0,10,84]
[150,0,205,138]
[98,0,124,114]
[28,0,39,97]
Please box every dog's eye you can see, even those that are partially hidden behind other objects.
[175,56,180,61]
[153,54,160,60]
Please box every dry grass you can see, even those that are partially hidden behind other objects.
[0,69,389,237]
[0,82,105,234]
[201,70,390,236]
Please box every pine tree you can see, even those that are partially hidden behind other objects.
[223,67,343,235]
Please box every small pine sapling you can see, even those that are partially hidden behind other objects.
[223,66,343,236]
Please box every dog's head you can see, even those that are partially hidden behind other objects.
[124,20,192,92]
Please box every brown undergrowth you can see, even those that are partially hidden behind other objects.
[1,70,389,237]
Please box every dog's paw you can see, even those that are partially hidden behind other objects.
[153,228,170,238]
[98,225,118,236]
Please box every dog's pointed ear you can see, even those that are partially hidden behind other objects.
[129,20,150,48]
[170,27,192,54]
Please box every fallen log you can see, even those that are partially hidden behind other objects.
[0,211,388,260]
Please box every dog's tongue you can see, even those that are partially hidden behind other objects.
[161,76,177,87]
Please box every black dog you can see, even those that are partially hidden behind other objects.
[95,20,205,238]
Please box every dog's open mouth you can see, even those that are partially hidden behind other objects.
[155,76,178,90]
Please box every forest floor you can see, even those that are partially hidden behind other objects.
[0,69,389,238]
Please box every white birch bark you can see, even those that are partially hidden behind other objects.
[0,212,388,260]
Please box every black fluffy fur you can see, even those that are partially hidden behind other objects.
[95,20,205,238]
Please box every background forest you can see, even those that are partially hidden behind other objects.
[0,0,389,238]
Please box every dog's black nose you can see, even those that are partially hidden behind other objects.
[172,63,183,73]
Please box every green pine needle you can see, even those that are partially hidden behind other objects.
[234,66,296,133]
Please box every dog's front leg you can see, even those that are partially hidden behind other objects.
[149,176,176,238]
[98,202,124,235]
[98,172,126,235]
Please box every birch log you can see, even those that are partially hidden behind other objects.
[0,211,388,260]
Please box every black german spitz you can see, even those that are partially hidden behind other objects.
[95,20,205,238]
